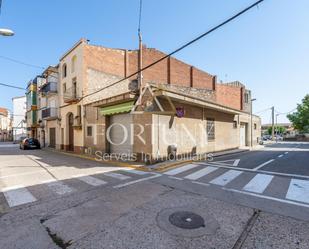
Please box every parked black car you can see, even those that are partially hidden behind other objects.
[20,138,41,150]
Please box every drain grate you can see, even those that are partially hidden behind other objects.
[169,211,205,229]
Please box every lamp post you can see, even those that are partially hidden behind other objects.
[250,98,257,148]
[0,28,14,36]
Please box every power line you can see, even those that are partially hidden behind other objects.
[0,55,45,69]
[80,0,265,102]
[0,82,25,90]
[254,107,272,115]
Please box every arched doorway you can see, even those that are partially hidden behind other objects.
[68,113,74,151]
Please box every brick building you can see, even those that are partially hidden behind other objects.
[26,39,261,161]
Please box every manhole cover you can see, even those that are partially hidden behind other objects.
[156,207,219,238]
[169,211,205,229]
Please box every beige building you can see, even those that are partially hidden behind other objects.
[27,38,261,162]
[0,107,12,142]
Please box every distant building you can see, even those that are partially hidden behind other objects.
[12,96,27,141]
[262,123,298,137]
[0,107,12,141]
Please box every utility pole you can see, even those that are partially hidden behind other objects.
[250,98,257,148]
[271,106,275,141]
[137,0,143,104]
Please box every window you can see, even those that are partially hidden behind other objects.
[71,55,77,73]
[87,126,93,137]
[62,63,67,78]
[233,121,238,129]
[244,93,249,103]
[254,123,257,130]
[206,118,215,141]
[63,83,66,94]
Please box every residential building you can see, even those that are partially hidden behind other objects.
[26,78,39,138]
[25,38,261,162]
[37,65,59,148]
[0,107,12,141]
[12,96,27,141]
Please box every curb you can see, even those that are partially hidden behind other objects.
[42,148,150,172]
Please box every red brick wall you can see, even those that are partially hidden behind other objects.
[215,84,242,110]
[83,44,244,111]
[84,45,126,77]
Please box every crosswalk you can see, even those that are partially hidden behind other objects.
[0,169,150,208]
[163,163,309,206]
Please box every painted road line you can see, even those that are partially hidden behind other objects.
[192,181,210,187]
[74,175,107,186]
[113,173,161,189]
[184,166,218,180]
[164,164,198,176]
[168,176,184,181]
[2,185,37,207]
[286,179,309,204]
[278,154,284,158]
[42,180,74,195]
[243,174,274,193]
[233,159,241,166]
[104,172,131,180]
[121,168,149,175]
[285,152,289,154]
[209,170,243,186]
[223,187,309,209]
[253,159,275,171]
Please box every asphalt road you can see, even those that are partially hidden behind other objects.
[0,142,309,249]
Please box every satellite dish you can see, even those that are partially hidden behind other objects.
[0,28,14,36]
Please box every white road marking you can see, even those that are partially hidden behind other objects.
[121,169,149,175]
[2,185,37,207]
[233,159,241,166]
[104,172,131,180]
[286,179,309,204]
[223,187,309,209]
[278,154,283,158]
[168,176,184,180]
[243,174,274,193]
[184,166,218,180]
[113,173,161,189]
[191,181,210,187]
[164,164,198,176]
[73,174,107,186]
[285,152,289,154]
[209,159,240,167]
[253,159,275,171]
[209,170,243,186]
[42,179,74,195]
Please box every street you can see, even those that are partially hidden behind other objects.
[1,142,309,248]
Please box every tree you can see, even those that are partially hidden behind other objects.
[267,126,286,135]
[287,95,309,133]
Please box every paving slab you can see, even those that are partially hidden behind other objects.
[70,183,254,249]
[242,212,309,249]
[0,219,58,249]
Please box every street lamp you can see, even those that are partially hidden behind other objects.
[0,28,14,36]
[250,98,257,148]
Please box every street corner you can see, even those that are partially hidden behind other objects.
[71,187,255,249]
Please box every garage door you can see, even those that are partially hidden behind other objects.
[239,124,246,147]
[109,114,133,154]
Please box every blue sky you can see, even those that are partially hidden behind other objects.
[0,0,308,124]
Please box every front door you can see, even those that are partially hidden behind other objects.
[68,113,74,151]
[49,128,56,148]
[240,123,246,147]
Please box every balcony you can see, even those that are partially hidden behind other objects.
[41,107,58,120]
[40,82,57,96]
[63,87,80,103]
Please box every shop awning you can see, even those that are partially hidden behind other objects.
[100,101,135,116]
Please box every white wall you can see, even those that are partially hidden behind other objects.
[12,96,27,140]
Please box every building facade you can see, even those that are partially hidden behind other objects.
[0,107,12,141]
[25,39,261,162]
[12,96,27,141]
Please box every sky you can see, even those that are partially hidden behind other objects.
[0,0,308,124]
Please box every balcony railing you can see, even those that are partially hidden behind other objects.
[40,82,57,95]
[63,87,80,103]
[41,107,58,120]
